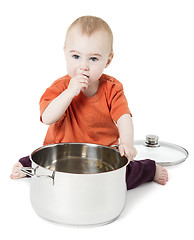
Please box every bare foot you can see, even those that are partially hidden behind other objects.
[10,162,26,179]
[154,164,168,185]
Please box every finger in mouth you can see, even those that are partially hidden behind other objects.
[83,74,89,78]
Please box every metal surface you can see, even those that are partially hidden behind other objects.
[134,135,189,166]
[145,135,160,147]
[30,143,127,174]
[21,143,128,226]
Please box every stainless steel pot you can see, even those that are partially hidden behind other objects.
[21,143,128,226]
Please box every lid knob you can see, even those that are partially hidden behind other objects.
[145,135,160,147]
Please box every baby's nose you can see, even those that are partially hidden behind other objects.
[80,66,89,71]
[80,60,89,71]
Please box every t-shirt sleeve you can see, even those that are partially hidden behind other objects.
[39,79,67,122]
[109,84,132,123]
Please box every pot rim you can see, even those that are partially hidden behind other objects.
[29,142,129,175]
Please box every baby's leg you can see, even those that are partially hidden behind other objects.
[10,156,31,180]
[126,159,156,190]
[18,155,31,167]
[126,159,168,190]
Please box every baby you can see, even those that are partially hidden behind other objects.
[10,16,168,188]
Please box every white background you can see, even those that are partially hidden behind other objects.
[1,0,194,239]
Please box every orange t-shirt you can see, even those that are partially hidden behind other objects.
[40,74,132,146]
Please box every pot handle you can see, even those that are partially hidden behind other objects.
[20,167,55,184]
[20,167,35,177]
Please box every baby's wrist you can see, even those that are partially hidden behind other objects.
[64,88,76,99]
[120,141,134,147]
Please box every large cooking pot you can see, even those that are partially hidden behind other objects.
[21,143,129,226]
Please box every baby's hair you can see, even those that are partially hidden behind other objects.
[65,16,113,52]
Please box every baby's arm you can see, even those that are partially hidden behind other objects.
[42,74,89,125]
[117,114,137,161]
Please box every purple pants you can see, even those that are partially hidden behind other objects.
[19,156,156,190]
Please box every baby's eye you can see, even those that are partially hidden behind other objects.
[72,54,80,59]
[90,57,98,62]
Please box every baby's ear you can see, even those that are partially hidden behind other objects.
[105,52,114,68]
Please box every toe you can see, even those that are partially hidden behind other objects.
[159,179,167,185]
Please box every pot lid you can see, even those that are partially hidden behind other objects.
[134,135,189,166]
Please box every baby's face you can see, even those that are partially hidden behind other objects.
[64,26,113,83]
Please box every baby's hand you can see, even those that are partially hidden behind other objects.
[119,143,137,162]
[10,162,26,179]
[68,74,89,97]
